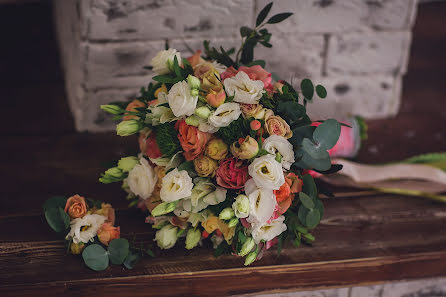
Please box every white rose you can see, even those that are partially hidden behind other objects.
[251,215,287,244]
[208,102,241,127]
[244,179,276,225]
[223,71,265,104]
[167,81,198,117]
[155,224,178,249]
[127,158,158,199]
[262,135,295,170]
[160,168,193,202]
[151,48,181,75]
[65,214,106,244]
[248,154,285,190]
[232,194,250,218]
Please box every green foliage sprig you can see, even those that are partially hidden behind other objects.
[155,122,181,157]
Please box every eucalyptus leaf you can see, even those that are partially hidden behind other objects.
[302,138,329,160]
[289,125,315,146]
[82,244,109,271]
[277,101,306,124]
[43,196,67,212]
[267,12,293,24]
[45,207,70,233]
[301,79,314,100]
[299,192,315,209]
[123,251,140,269]
[315,85,327,98]
[108,238,130,265]
[297,205,309,226]
[313,119,341,150]
[256,2,273,26]
[306,209,321,229]
[300,152,332,171]
[302,174,317,199]
[314,199,325,219]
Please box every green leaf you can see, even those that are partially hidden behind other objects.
[306,209,321,229]
[277,101,306,124]
[256,2,273,26]
[43,196,67,212]
[315,85,327,98]
[301,153,331,171]
[108,238,130,265]
[302,174,317,199]
[314,199,325,219]
[246,60,266,68]
[299,192,315,209]
[267,12,293,24]
[313,119,341,150]
[301,79,314,100]
[123,252,140,269]
[302,138,330,159]
[240,38,257,65]
[152,75,182,84]
[82,244,109,271]
[297,205,309,226]
[289,125,315,146]
[173,55,182,78]
[45,207,70,233]
[240,26,253,37]
[178,161,195,174]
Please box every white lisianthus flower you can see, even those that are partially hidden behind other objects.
[65,214,106,244]
[232,194,250,218]
[198,119,220,133]
[151,48,181,75]
[155,224,178,249]
[127,158,158,199]
[248,154,285,190]
[167,81,198,117]
[160,168,194,202]
[262,135,295,170]
[208,102,241,127]
[244,179,276,225]
[180,178,227,213]
[251,215,287,244]
[149,151,183,171]
[223,71,265,104]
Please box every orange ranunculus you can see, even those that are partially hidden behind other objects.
[97,222,120,246]
[176,119,211,161]
[123,99,145,121]
[64,194,87,219]
[92,203,116,225]
[274,182,292,203]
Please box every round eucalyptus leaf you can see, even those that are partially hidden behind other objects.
[302,174,317,199]
[315,85,327,98]
[301,152,332,171]
[43,196,67,212]
[45,207,70,233]
[298,205,309,226]
[306,209,321,229]
[299,192,315,209]
[301,78,314,100]
[123,252,140,270]
[314,199,325,219]
[82,244,109,271]
[302,138,329,159]
[313,119,341,150]
[108,238,130,265]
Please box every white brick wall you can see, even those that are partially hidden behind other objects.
[53,0,418,132]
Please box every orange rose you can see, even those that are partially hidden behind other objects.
[64,194,87,219]
[123,99,145,121]
[286,172,303,194]
[97,222,120,246]
[187,50,204,67]
[274,173,303,215]
[176,119,211,161]
[265,114,292,139]
[92,203,116,225]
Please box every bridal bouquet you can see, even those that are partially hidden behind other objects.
[100,2,342,265]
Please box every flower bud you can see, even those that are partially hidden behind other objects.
[70,242,85,255]
[185,115,200,127]
[116,120,143,136]
[118,156,139,172]
[151,202,177,217]
[105,167,124,178]
[187,75,201,90]
[275,152,283,163]
[195,106,211,119]
[232,194,250,218]
[239,237,255,257]
[191,88,199,97]
[185,228,201,250]
[228,217,239,228]
[230,136,259,160]
[244,251,257,266]
[250,119,261,131]
[155,224,178,249]
[219,208,235,220]
[101,104,123,115]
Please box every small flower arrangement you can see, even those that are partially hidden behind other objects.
[43,195,150,271]
[100,2,343,266]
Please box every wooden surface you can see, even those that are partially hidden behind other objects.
[0,2,445,297]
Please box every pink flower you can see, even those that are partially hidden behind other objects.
[216,157,249,190]
[221,65,274,93]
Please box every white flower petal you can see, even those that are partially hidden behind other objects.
[208,102,241,127]
[248,154,285,190]
[160,168,193,202]
[251,215,287,244]
[262,135,295,170]
[127,158,158,199]
[223,71,265,104]
[167,81,198,117]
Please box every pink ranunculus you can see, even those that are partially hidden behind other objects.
[216,157,249,190]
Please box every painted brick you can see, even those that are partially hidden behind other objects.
[255,0,418,34]
[83,0,254,41]
[326,31,412,75]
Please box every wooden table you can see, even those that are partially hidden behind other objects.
[0,2,445,296]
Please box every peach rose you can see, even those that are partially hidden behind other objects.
[97,222,120,246]
[176,119,211,161]
[265,114,292,139]
[123,99,145,121]
[64,195,87,219]
[92,203,116,225]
